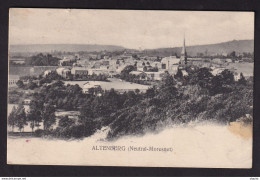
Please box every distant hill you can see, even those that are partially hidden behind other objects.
[144,40,254,57]
[9,44,126,53]
[9,40,254,56]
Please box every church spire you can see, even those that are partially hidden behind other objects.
[181,34,186,55]
[180,34,187,65]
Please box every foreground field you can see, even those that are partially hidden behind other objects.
[7,122,252,168]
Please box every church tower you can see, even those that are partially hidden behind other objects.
[180,36,187,65]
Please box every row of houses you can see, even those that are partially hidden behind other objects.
[61,53,182,78]
[127,56,182,81]
[130,71,166,81]
[54,67,112,78]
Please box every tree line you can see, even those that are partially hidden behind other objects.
[8,66,253,139]
[25,53,61,66]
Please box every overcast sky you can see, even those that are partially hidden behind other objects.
[9,9,254,49]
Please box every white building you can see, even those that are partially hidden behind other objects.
[43,70,52,77]
[23,99,31,105]
[71,67,88,75]
[211,68,225,76]
[136,61,145,68]
[145,72,166,81]
[234,72,242,81]
[56,68,71,78]
[129,71,166,81]
[181,70,188,77]
[129,71,144,76]
[137,67,146,71]
[88,69,109,76]
[59,57,72,66]
[76,59,89,66]
[151,62,161,68]
[161,56,180,74]
[9,75,19,87]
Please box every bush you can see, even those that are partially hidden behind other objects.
[34,129,45,137]
[53,125,86,139]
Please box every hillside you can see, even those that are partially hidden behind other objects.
[9,40,253,56]
[9,44,126,53]
[144,40,254,57]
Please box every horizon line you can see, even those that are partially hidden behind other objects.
[9,39,254,50]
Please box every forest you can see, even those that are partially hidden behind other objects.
[8,67,253,139]
[25,53,61,66]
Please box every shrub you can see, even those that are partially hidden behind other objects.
[34,129,45,137]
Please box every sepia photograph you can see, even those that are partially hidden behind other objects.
[7,8,254,168]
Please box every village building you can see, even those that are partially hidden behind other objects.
[146,56,158,61]
[91,61,101,69]
[56,67,71,78]
[188,57,203,61]
[107,70,117,77]
[10,58,26,65]
[221,52,228,57]
[158,37,189,73]
[161,56,180,74]
[59,57,74,66]
[105,59,119,72]
[145,65,158,72]
[129,71,166,81]
[32,79,40,86]
[23,99,31,105]
[109,59,119,66]
[145,71,167,81]
[129,71,145,76]
[121,51,133,60]
[211,68,225,76]
[88,54,98,60]
[75,54,80,60]
[71,67,88,76]
[101,60,110,66]
[129,71,147,80]
[55,110,80,122]
[9,75,19,86]
[76,59,89,67]
[43,70,52,77]
[12,60,25,65]
[88,69,109,76]
[136,61,145,69]
[137,66,146,72]
[234,72,242,81]
[181,70,189,77]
